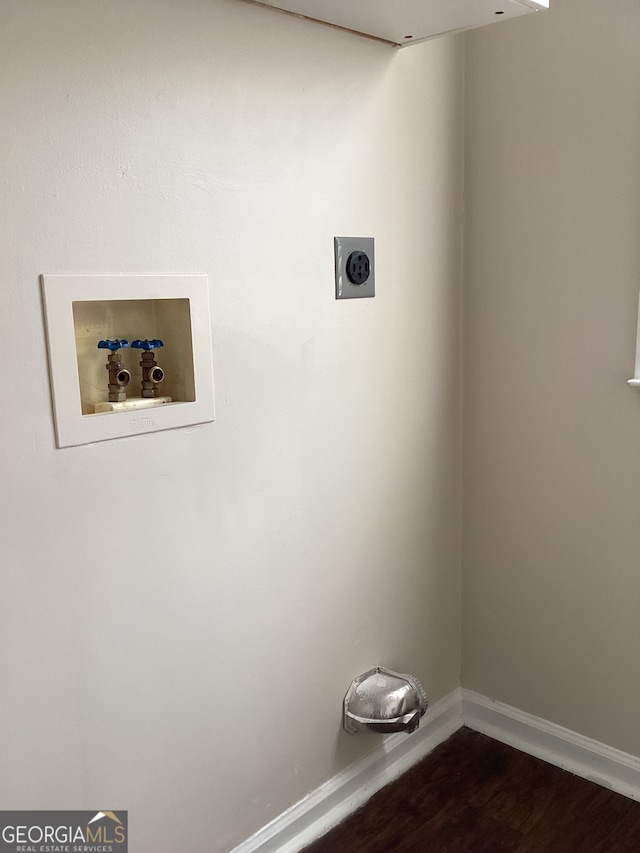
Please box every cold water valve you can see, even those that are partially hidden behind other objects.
[97,339,131,403]
[132,339,164,398]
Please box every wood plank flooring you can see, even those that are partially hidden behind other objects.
[302,727,640,852]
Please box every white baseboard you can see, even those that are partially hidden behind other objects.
[461,689,640,802]
[231,687,640,853]
[230,687,464,853]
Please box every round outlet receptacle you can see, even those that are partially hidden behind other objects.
[346,251,371,285]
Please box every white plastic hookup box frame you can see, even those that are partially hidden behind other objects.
[41,273,215,448]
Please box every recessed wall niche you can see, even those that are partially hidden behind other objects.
[41,274,215,448]
[72,298,195,415]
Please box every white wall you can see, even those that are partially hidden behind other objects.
[0,2,463,850]
[463,0,640,755]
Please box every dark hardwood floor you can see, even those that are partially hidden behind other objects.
[302,728,640,853]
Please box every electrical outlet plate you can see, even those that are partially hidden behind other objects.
[41,273,215,448]
[334,236,375,300]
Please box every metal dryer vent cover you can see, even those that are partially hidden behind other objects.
[343,666,428,735]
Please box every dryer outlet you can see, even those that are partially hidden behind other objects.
[334,236,375,299]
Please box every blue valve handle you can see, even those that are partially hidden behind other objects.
[97,339,130,350]
[131,339,164,350]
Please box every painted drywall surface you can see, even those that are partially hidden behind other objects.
[463,0,640,755]
[0,2,463,850]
